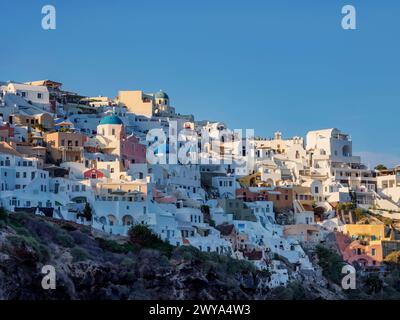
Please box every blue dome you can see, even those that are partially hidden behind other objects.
[99,115,123,125]
[155,90,169,99]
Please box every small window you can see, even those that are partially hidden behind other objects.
[37,93,42,99]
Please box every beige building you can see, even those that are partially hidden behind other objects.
[118,90,154,117]
[45,132,87,163]
[10,113,54,130]
[118,90,174,118]
[95,179,148,199]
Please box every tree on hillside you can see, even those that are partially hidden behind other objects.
[128,224,157,246]
[77,203,93,222]
[83,203,93,221]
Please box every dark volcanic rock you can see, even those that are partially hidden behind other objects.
[0,212,343,300]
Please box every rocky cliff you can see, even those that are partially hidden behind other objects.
[0,211,342,300]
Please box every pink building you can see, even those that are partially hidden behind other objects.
[336,231,383,267]
[0,124,14,142]
[121,134,146,169]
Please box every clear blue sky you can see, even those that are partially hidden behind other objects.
[1,0,399,167]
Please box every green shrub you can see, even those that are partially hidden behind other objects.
[120,257,137,269]
[226,258,254,275]
[271,281,306,300]
[384,251,400,267]
[6,234,49,262]
[96,237,138,254]
[128,224,156,246]
[13,225,32,237]
[315,245,346,284]
[176,246,255,275]
[159,255,170,267]
[177,245,208,261]
[56,232,75,248]
[0,207,8,220]
[354,208,366,221]
[70,246,89,262]
[128,224,174,257]
[364,274,383,294]
[77,203,93,222]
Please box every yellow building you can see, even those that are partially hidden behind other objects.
[343,224,388,241]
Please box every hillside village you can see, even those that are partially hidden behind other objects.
[1,79,400,290]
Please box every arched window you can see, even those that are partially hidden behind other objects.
[107,214,117,226]
[122,215,134,226]
[99,216,106,225]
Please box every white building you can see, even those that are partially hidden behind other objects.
[2,83,50,110]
